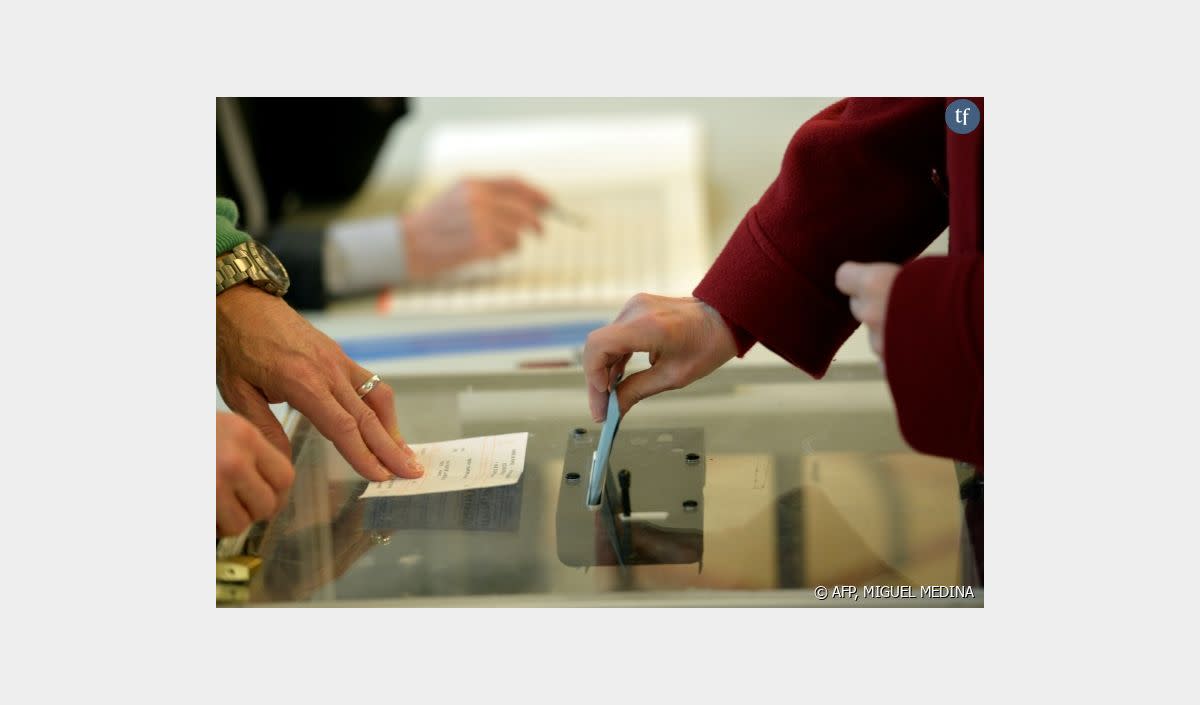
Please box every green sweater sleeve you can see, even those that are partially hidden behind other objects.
[216,197,251,255]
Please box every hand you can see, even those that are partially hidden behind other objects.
[216,284,424,482]
[834,261,901,357]
[402,177,550,280]
[583,294,738,421]
[216,411,294,537]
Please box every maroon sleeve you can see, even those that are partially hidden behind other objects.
[694,98,949,376]
[884,255,983,466]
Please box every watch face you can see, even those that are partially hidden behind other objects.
[250,243,289,285]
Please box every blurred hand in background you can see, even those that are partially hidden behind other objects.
[403,177,551,280]
[219,98,554,308]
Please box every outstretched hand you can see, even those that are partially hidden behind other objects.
[582,294,738,420]
[216,284,425,482]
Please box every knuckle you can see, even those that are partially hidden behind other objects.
[257,496,279,520]
[628,292,653,309]
[660,366,685,391]
[353,404,379,428]
[333,412,360,438]
[279,357,317,385]
[215,450,241,479]
[372,382,395,406]
[216,447,253,479]
[247,498,271,521]
[318,346,347,373]
[224,516,250,536]
[226,416,258,445]
[645,310,675,335]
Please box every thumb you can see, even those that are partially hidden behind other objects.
[615,365,678,417]
[229,383,292,459]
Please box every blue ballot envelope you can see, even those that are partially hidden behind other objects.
[586,375,623,508]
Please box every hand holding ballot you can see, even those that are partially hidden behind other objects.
[582,293,739,421]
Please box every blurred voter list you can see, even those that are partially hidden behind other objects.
[373,115,709,314]
[359,432,529,499]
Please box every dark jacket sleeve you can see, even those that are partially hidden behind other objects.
[695,97,988,466]
[693,98,949,375]
[260,224,328,311]
[217,98,408,310]
[884,254,983,466]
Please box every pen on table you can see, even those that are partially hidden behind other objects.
[516,346,585,370]
[545,203,587,228]
[518,359,573,369]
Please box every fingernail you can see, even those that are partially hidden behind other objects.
[390,430,416,456]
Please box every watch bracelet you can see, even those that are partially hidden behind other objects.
[216,246,260,294]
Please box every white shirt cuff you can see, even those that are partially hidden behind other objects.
[323,215,407,297]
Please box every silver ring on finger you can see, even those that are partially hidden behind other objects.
[356,373,382,398]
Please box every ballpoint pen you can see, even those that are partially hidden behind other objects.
[545,203,587,228]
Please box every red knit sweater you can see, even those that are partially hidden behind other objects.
[694,98,983,467]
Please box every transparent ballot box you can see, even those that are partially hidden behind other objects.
[223,363,982,606]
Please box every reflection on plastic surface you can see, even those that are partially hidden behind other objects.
[559,427,704,568]
[362,481,523,532]
[235,369,981,605]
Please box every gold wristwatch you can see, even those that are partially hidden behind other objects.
[216,241,290,296]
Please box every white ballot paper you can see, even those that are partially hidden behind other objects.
[359,432,529,499]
